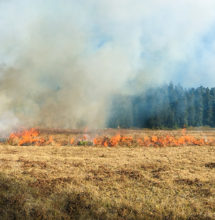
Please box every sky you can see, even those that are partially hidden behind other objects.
[1,1,215,87]
[0,0,215,131]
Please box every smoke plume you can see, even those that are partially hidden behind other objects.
[0,0,215,131]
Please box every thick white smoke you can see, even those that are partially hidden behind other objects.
[0,0,215,131]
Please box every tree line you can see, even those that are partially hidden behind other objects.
[107,83,215,129]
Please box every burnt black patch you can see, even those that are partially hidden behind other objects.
[174,178,203,187]
[205,163,215,169]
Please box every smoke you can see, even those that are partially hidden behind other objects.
[0,0,215,131]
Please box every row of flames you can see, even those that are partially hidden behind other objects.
[7,128,215,147]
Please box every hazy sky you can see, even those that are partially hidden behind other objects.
[1,0,215,131]
[1,0,215,87]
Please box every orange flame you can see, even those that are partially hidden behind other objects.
[9,128,45,146]
[8,128,213,147]
[70,138,75,145]
[47,136,54,145]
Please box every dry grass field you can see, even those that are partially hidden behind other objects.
[1,129,215,219]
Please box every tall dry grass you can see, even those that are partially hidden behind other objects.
[0,138,215,219]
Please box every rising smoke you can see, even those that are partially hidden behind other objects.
[0,0,215,132]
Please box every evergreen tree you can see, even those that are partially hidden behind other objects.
[210,88,215,127]
[194,87,204,126]
[203,88,213,126]
[107,84,215,129]
[107,95,133,128]
[187,89,195,126]
[167,83,177,128]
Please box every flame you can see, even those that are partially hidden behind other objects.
[47,136,54,145]
[103,141,108,147]
[70,138,75,145]
[110,134,121,146]
[9,128,50,146]
[8,128,214,147]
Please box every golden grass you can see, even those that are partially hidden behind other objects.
[1,129,215,219]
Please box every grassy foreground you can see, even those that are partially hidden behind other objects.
[0,145,215,219]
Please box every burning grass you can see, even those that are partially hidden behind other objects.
[7,128,215,147]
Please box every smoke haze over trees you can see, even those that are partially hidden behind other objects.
[1,1,215,132]
[108,83,215,129]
